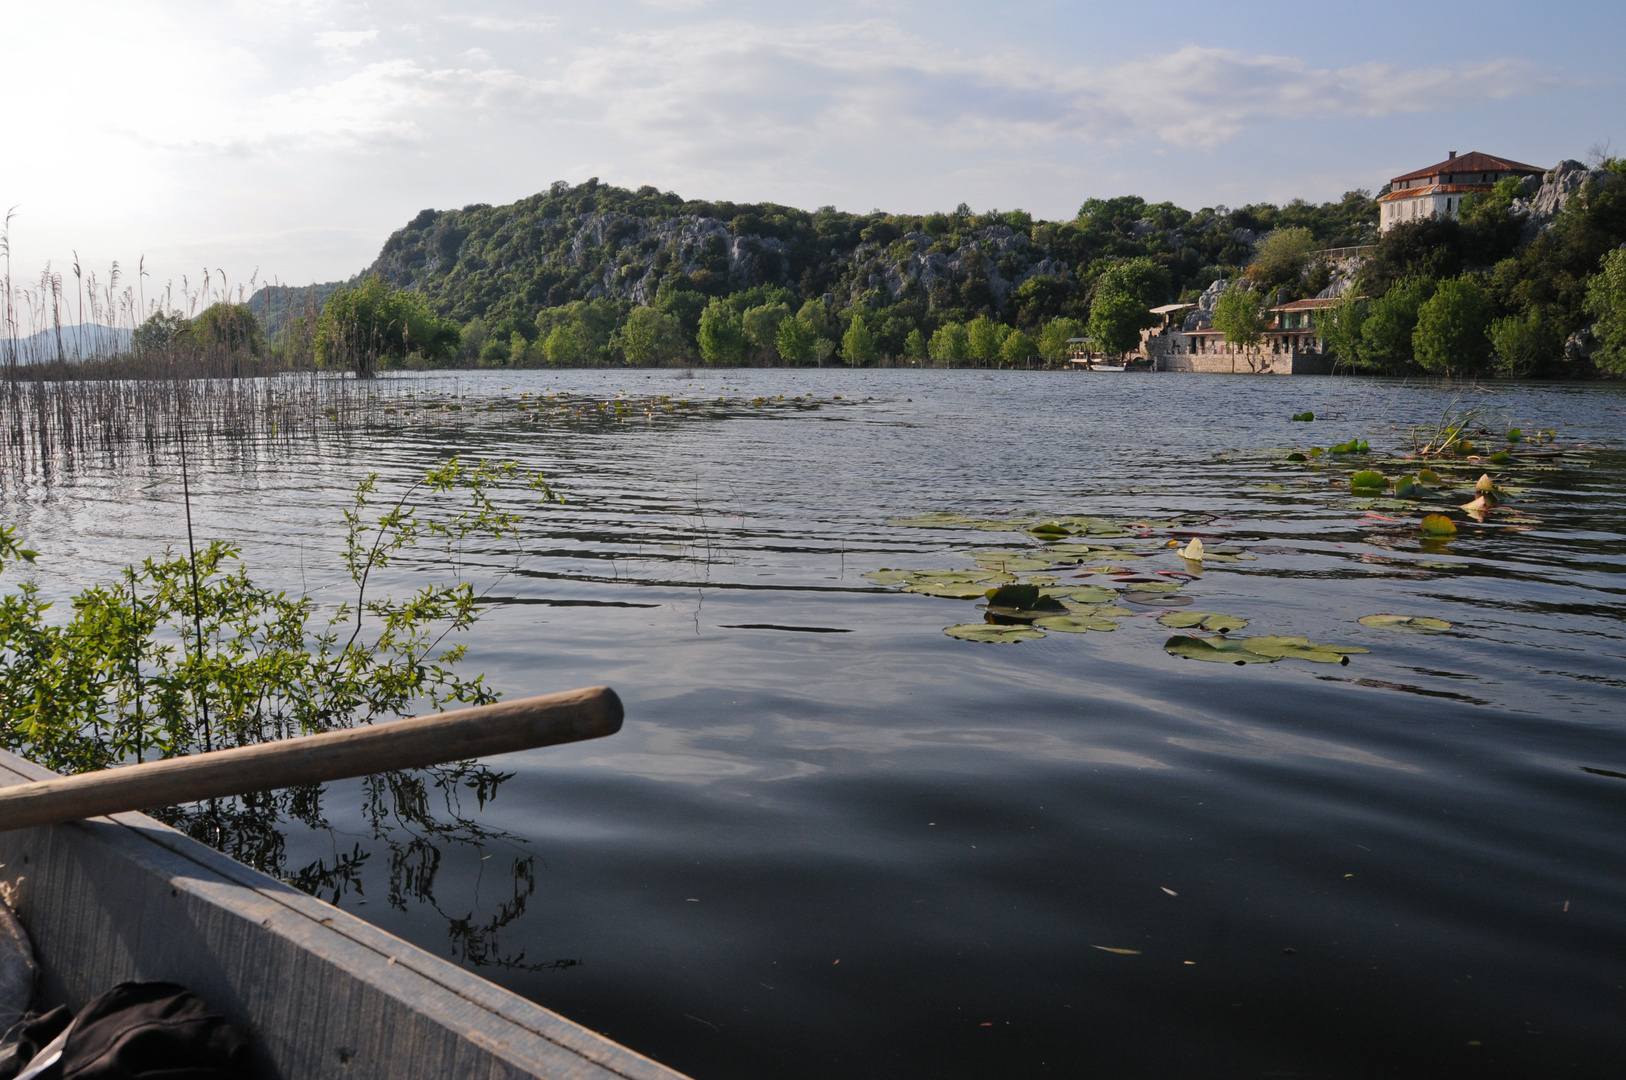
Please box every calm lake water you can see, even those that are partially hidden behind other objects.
[4,370,1625,1078]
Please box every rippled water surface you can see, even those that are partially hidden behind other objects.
[5,370,1625,1079]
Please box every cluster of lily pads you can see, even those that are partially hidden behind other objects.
[866,512,1450,666]
[1282,424,1586,537]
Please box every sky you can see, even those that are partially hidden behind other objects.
[4,0,1623,309]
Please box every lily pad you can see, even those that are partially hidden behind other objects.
[1126,592,1194,606]
[1287,452,1308,461]
[971,550,1060,572]
[862,568,919,584]
[1026,521,1074,538]
[1330,438,1370,455]
[983,583,1070,621]
[1291,411,1314,422]
[1358,614,1453,631]
[1177,537,1205,561]
[944,623,1045,643]
[1417,468,1442,485]
[1393,475,1436,499]
[1117,579,1182,594]
[1350,470,1388,493]
[1239,635,1367,664]
[1032,614,1118,633]
[1044,585,1120,604]
[904,581,998,598]
[1420,514,1458,536]
[1043,543,1102,556]
[1164,635,1276,664]
[1066,603,1135,617]
[1158,611,1249,632]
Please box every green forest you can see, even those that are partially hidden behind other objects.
[232,161,1626,377]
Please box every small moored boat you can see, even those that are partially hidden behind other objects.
[0,693,690,1080]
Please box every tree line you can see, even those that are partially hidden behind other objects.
[131,163,1626,377]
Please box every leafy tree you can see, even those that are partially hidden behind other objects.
[1584,246,1626,374]
[1094,257,1171,309]
[775,315,815,364]
[1211,285,1268,348]
[1088,291,1152,355]
[506,331,535,367]
[1013,275,1074,328]
[654,282,708,343]
[841,314,879,366]
[1413,277,1492,375]
[1317,294,1367,368]
[1248,226,1317,288]
[131,311,191,355]
[1356,218,1464,298]
[697,300,747,365]
[614,306,685,364]
[543,324,584,366]
[1489,311,1560,378]
[742,303,790,362]
[929,322,969,362]
[1357,277,1436,373]
[191,303,264,356]
[795,298,832,338]
[999,329,1035,365]
[1037,317,1084,362]
[966,316,1007,364]
[316,277,459,377]
[903,328,928,361]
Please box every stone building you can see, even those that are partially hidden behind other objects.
[1143,297,1340,374]
[1378,151,1546,232]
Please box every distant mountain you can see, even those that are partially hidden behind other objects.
[3,324,133,363]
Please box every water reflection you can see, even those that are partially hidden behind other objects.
[152,763,549,970]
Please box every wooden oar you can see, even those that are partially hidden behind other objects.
[0,686,622,833]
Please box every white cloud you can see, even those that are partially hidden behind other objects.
[0,1,1577,289]
[493,23,1550,156]
[313,28,378,51]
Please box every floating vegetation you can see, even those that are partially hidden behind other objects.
[943,623,1045,643]
[1350,470,1388,494]
[887,513,1036,531]
[1329,438,1370,455]
[1050,585,1120,604]
[1358,614,1453,632]
[1419,514,1458,536]
[1291,412,1314,422]
[1177,537,1204,561]
[981,584,1069,622]
[1032,614,1117,633]
[1164,634,1367,666]
[1158,612,1249,633]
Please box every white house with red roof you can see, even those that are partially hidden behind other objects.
[1378,151,1546,232]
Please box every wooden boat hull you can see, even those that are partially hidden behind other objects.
[0,749,689,1080]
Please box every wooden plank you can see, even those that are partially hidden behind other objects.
[0,688,622,832]
[0,749,689,1080]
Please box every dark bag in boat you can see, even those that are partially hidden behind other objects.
[0,982,251,1080]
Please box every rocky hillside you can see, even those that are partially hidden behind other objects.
[355,179,1378,342]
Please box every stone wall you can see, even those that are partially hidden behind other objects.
[1147,330,1333,375]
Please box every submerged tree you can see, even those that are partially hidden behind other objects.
[1413,277,1492,375]
[1585,247,1626,374]
[315,277,460,378]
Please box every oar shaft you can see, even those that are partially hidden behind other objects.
[0,686,622,832]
